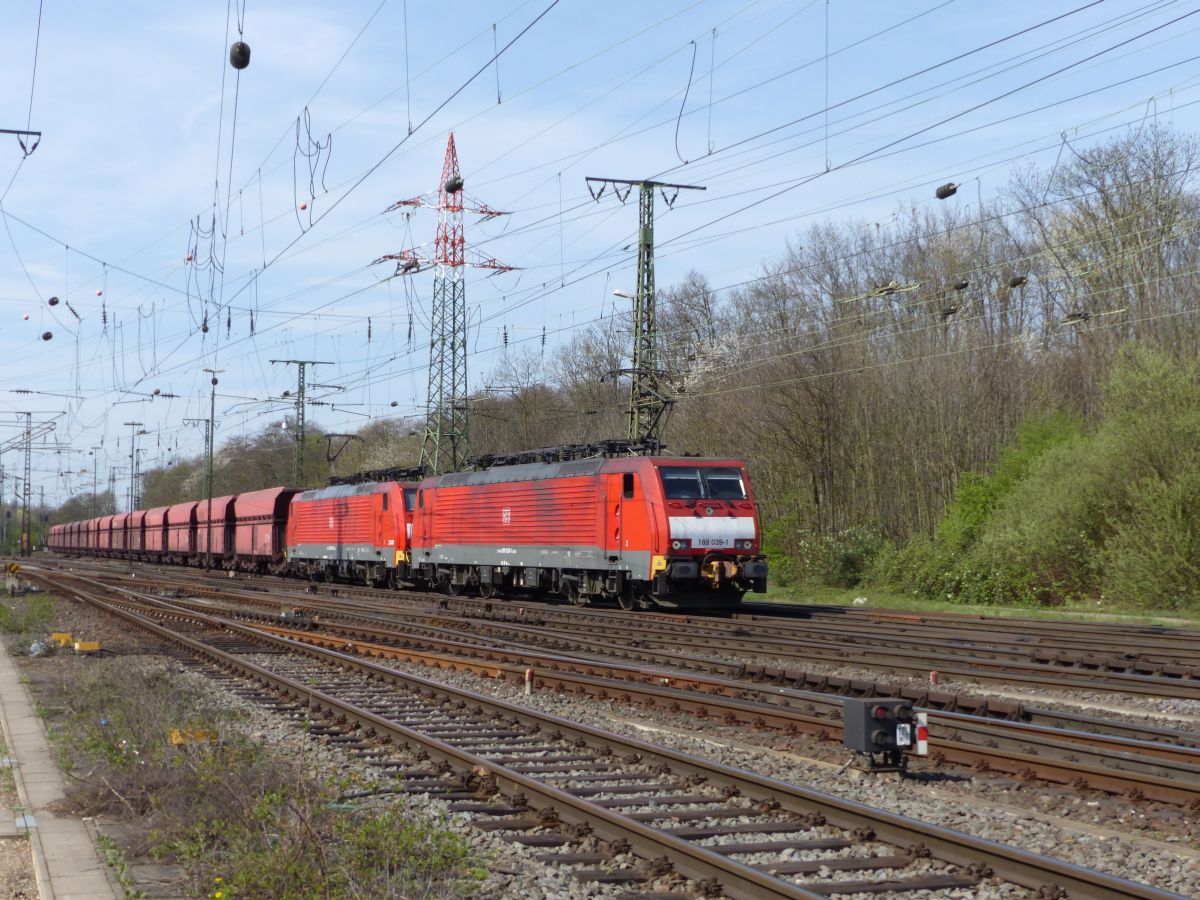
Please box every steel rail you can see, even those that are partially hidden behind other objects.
[37,565,1200,803]
[42,578,820,899]
[244,622,1200,808]
[34,572,1188,899]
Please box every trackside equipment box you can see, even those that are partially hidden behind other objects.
[842,697,915,770]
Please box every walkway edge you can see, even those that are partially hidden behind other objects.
[0,634,118,899]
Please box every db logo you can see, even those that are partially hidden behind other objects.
[501,508,511,526]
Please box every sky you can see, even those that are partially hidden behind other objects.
[1,0,1198,507]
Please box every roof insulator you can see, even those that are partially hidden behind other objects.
[1008,275,1028,289]
[48,296,60,306]
[230,41,251,70]
[953,279,969,291]
[935,182,959,200]
[444,175,464,194]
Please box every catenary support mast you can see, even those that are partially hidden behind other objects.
[585,177,705,448]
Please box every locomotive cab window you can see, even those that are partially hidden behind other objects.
[622,473,635,498]
[705,467,748,500]
[404,489,417,512]
[660,466,747,500]
[381,494,389,511]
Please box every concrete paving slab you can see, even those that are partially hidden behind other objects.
[0,642,118,899]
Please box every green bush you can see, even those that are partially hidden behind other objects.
[871,349,1200,609]
[760,513,803,586]
[935,413,1082,552]
[179,790,481,899]
[790,526,886,588]
[962,432,1118,605]
[1101,470,1200,609]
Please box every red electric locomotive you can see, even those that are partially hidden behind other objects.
[285,480,417,586]
[411,455,768,609]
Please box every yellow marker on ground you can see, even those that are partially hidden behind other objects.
[168,729,218,746]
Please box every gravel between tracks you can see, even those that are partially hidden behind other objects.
[28,582,1200,897]
[705,651,1200,732]
[364,657,1200,897]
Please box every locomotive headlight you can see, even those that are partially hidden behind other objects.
[737,539,753,550]
[671,539,690,550]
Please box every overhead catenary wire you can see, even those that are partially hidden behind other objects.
[9,1,1200,501]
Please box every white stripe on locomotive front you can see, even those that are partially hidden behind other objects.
[667,516,755,548]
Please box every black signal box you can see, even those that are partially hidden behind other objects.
[842,697,915,770]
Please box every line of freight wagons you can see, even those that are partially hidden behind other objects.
[47,456,768,608]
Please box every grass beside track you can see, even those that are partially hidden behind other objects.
[1,588,485,900]
[758,582,1200,629]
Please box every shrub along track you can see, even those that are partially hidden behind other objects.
[25,568,1185,900]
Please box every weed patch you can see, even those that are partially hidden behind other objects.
[0,593,54,639]
[31,657,482,898]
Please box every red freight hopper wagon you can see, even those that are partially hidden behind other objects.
[98,515,115,556]
[196,495,236,564]
[286,481,415,586]
[411,456,768,609]
[129,510,148,557]
[231,487,298,572]
[111,513,131,554]
[144,507,170,560]
[165,501,199,561]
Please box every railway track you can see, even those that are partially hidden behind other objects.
[58,561,1200,710]
[32,562,1200,806]
[32,569,1185,899]
[52,556,1200,670]
[740,603,1200,671]
[69,556,1200,696]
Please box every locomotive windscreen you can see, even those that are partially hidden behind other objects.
[659,466,746,501]
[404,489,417,512]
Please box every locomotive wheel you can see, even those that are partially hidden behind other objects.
[479,580,501,600]
[616,591,635,611]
